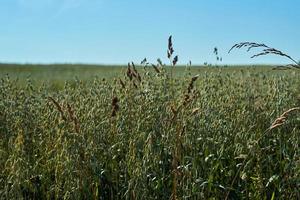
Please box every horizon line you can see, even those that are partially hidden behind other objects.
[0,62,288,67]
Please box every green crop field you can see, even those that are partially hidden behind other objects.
[2,0,300,198]
[0,63,299,199]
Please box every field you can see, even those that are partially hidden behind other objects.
[0,63,299,199]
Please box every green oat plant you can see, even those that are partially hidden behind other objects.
[0,37,299,199]
[228,41,300,200]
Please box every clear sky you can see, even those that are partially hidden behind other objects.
[0,0,299,65]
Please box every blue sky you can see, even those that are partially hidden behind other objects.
[0,0,299,65]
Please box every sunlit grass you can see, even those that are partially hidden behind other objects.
[0,63,299,199]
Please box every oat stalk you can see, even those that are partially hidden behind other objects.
[229,42,300,69]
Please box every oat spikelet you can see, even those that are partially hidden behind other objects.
[126,63,133,80]
[141,58,147,65]
[111,96,119,117]
[151,64,160,73]
[119,78,126,89]
[183,75,199,106]
[127,62,142,82]
[67,103,80,133]
[191,108,200,115]
[229,42,300,69]
[269,107,300,130]
[170,105,180,122]
[173,55,178,66]
[48,96,67,121]
[168,35,174,59]
[187,75,199,93]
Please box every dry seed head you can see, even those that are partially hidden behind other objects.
[131,62,138,74]
[157,58,163,66]
[183,75,199,106]
[136,73,142,82]
[168,35,174,59]
[229,42,300,69]
[126,64,133,80]
[152,64,160,73]
[112,96,119,105]
[119,78,126,89]
[229,42,269,53]
[111,96,120,117]
[187,75,199,94]
[133,81,138,89]
[173,55,178,66]
[183,94,190,106]
[48,96,67,121]
[168,35,173,50]
[167,50,171,59]
[67,103,75,121]
[170,105,179,121]
[171,105,177,115]
[127,62,141,82]
[67,103,80,133]
[269,107,300,130]
[191,74,199,82]
[180,125,186,137]
[141,58,147,65]
[191,108,200,115]
[214,47,218,55]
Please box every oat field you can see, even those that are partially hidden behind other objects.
[0,61,299,199]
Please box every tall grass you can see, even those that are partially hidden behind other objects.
[0,38,299,199]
